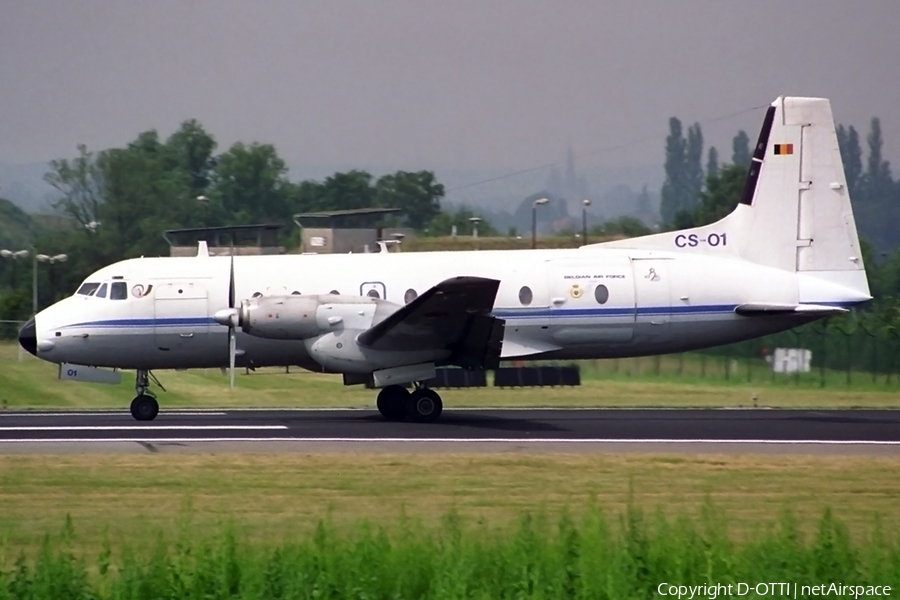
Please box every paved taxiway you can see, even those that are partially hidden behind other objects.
[1,408,899,454]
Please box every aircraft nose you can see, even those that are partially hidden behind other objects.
[18,317,37,357]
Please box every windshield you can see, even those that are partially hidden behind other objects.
[76,282,101,296]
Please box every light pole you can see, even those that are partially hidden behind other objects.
[197,195,210,231]
[468,217,481,239]
[33,253,68,314]
[582,199,591,244]
[532,198,549,249]
[1,249,31,312]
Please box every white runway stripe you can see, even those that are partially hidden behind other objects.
[0,437,897,444]
[0,412,228,417]
[0,425,288,432]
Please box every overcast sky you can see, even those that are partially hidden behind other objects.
[3,1,900,186]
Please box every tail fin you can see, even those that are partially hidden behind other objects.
[595,96,871,301]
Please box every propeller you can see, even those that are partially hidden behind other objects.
[213,251,239,389]
[228,252,236,389]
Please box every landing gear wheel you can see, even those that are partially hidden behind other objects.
[130,394,159,421]
[377,385,409,421]
[406,389,443,423]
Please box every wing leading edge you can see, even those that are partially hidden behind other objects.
[357,276,505,370]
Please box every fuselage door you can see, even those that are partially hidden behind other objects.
[153,281,210,353]
[360,281,387,300]
[631,257,672,335]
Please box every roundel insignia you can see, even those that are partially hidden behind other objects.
[570,284,583,299]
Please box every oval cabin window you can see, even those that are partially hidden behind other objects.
[594,284,609,304]
[518,286,533,306]
[367,289,380,299]
[404,289,418,304]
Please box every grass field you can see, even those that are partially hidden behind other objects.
[2,452,899,553]
[1,452,899,597]
[2,342,899,411]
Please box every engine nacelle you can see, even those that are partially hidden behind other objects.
[238,294,398,341]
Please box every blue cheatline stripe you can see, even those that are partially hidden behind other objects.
[494,304,739,319]
[62,317,216,329]
[58,299,862,331]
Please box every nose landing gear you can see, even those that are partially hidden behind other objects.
[376,384,443,423]
[130,369,160,421]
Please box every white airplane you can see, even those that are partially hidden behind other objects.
[18,96,871,422]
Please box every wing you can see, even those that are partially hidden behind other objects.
[357,276,505,370]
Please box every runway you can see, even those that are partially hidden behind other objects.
[1,408,899,454]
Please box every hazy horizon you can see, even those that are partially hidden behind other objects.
[3,1,899,200]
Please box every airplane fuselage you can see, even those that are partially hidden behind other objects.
[30,245,854,372]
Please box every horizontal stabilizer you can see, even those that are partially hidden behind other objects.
[500,336,562,358]
[734,303,847,317]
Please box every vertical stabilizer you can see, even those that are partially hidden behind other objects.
[595,96,870,301]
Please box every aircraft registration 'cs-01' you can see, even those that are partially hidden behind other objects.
[19,97,871,422]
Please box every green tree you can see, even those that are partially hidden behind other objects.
[836,124,863,198]
[317,170,376,212]
[864,117,893,202]
[660,117,687,226]
[44,144,105,234]
[635,184,653,220]
[426,207,498,237]
[165,119,218,196]
[375,171,443,230]
[685,123,704,209]
[211,142,291,224]
[706,146,719,180]
[732,130,751,168]
[589,216,651,238]
[693,163,746,226]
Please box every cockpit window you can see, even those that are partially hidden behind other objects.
[95,283,108,299]
[110,282,128,300]
[76,282,100,296]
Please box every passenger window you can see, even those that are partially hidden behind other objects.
[404,289,418,304]
[110,282,128,300]
[366,289,380,299]
[76,282,100,296]
[96,283,108,299]
[594,284,609,305]
[518,286,533,306]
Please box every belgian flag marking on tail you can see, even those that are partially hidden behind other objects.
[773,143,794,155]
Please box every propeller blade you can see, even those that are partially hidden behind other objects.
[228,328,236,390]
[227,247,236,389]
[228,252,235,309]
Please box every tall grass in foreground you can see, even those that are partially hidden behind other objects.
[2,505,899,599]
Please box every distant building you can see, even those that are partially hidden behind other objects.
[293,208,412,254]
[163,224,285,257]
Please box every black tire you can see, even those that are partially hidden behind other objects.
[406,389,443,423]
[376,385,409,421]
[130,395,159,421]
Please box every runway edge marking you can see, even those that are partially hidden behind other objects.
[1,437,899,445]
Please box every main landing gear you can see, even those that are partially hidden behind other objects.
[376,384,443,423]
[130,369,159,421]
